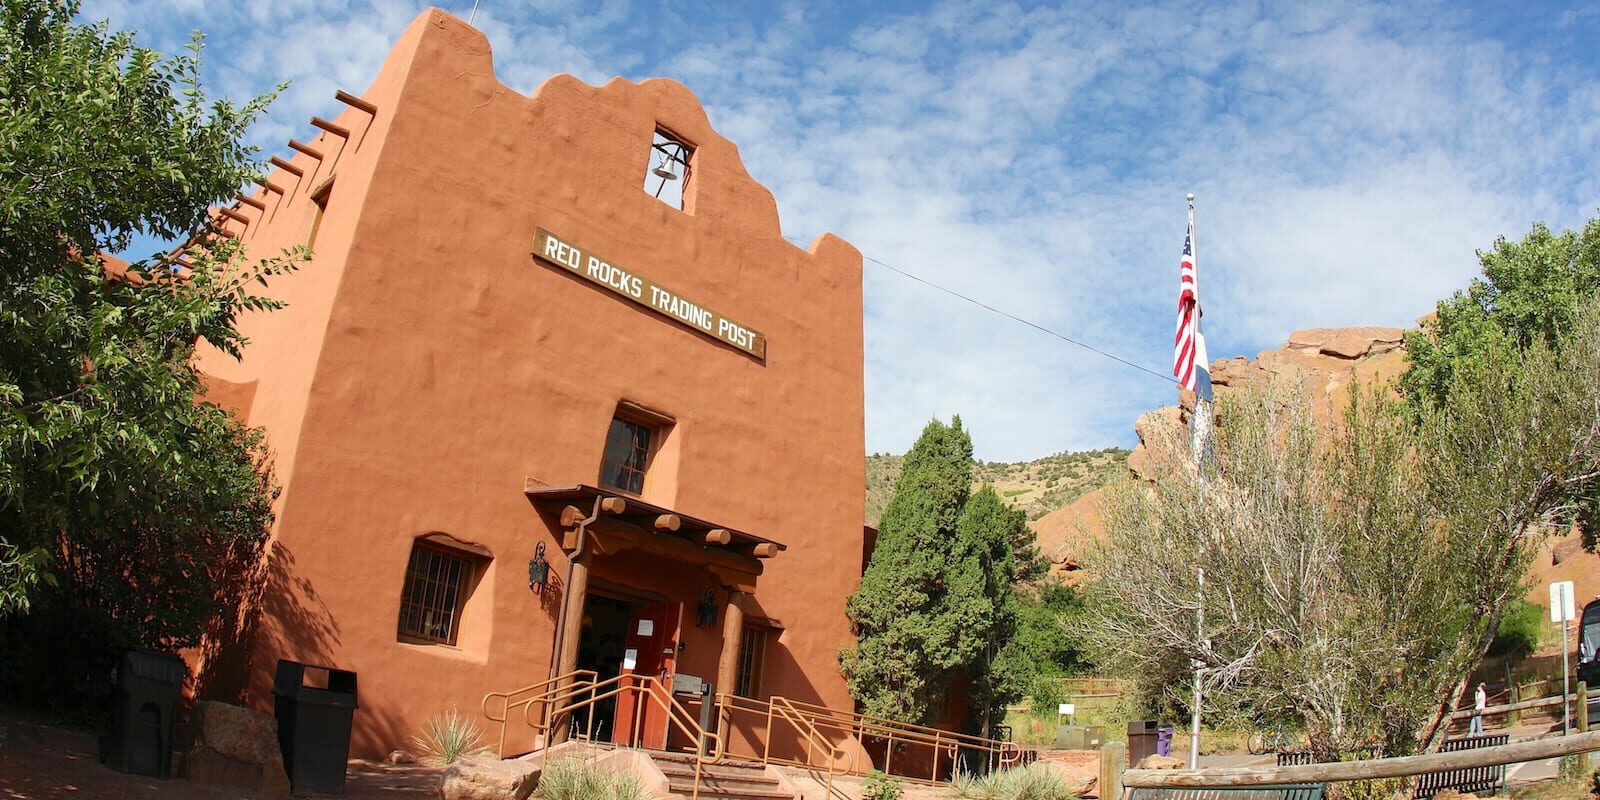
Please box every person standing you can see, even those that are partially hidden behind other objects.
[1470,682,1487,735]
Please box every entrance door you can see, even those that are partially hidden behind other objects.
[612,601,682,749]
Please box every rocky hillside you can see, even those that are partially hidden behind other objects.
[865,447,1130,527]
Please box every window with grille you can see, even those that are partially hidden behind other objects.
[600,416,654,494]
[397,545,475,645]
[736,625,769,698]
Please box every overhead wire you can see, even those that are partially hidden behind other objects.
[783,234,1182,387]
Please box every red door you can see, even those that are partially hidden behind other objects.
[612,601,682,749]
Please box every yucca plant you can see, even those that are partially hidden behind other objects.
[409,709,486,765]
[535,757,647,800]
[951,763,1076,800]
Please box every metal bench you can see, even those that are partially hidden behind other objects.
[1129,784,1327,800]
[1413,735,1507,799]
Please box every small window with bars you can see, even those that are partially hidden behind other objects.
[397,544,476,645]
[736,625,769,698]
[600,416,654,494]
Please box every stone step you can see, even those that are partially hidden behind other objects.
[665,779,795,800]
[658,766,785,792]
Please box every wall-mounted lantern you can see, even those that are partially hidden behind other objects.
[696,587,718,628]
[528,541,549,592]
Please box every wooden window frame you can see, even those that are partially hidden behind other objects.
[735,624,770,699]
[396,541,481,647]
[598,402,672,496]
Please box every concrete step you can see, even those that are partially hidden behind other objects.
[665,780,795,800]
[659,767,787,793]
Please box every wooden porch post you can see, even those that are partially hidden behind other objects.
[716,590,746,697]
[550,550,591,744]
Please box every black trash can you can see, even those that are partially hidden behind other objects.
[100,649,185,778]
[273,659,358,795]
[1127,719,1159,766]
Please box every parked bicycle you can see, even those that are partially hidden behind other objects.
[1247,723,1299,755]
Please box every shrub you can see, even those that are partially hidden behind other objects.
[536,757,647,800]
[952,763,1076,800]
[862,770,904,800]
[409,709,485,765]
[1332,777,1404,800]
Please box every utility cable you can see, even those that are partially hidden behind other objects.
[784,234,1181,386]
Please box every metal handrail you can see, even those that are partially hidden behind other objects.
[481,669,598,757]
[771,695,856,798]
[483,671,724,799]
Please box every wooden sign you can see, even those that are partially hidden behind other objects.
[532,228,767,360]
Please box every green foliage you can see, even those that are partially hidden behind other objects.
[1332,777,1405,800]
[952,764,1077,800]
[1402,217,1600,550]
[409,709,485,765]
[0,0,303,708]
[1487,597,1545,658]
[861,770,905,800]
[535,758,647,800]
[843,418,977,722]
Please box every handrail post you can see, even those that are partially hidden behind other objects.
[931,732,941,782]
[1579,681,1591,776]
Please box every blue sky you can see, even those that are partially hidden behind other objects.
[84,0,1600,461]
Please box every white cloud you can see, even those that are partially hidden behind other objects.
[79,0,1600,460]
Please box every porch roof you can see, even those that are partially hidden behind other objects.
[522,479,787,558]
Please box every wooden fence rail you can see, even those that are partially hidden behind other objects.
[1122,730,1600,788]
[1446,687,1600,721]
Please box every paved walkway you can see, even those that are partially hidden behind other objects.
[0,710,441,799]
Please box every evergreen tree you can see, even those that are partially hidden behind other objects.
[949,486,1026,737]
[841,417,974,722]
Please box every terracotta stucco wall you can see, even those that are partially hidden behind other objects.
[199,8,865,757]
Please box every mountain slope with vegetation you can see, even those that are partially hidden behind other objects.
[866,447,1129,526]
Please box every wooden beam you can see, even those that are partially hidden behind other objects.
[562,530,580,550]
[599,496,627,515]
[253,177,286,195]
[750,542,778,559]
[591,519,760,577]
[218,207,250,224]
[1122,730,1600,788]
[335,89,378,116]
[703,529,731,546]
[288,139,324,160]
[268,156,304,177]
[235,194,265,210]
[311,116,350,137]
[653,514,681,532]
[559,505,588,528]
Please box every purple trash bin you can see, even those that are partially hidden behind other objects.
[1156,726,1175,757]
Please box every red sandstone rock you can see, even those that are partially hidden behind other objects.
[182,701,289,798]
[439,754,538,800]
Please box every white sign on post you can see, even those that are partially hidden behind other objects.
[1551,580,1575,622]
[1058,703,1076,716]
[1550,580,1575,735]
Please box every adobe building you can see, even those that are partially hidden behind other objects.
[193,7,865,759]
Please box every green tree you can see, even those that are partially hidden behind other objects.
[0,0,300,705]
[842,418,975,722]
[950,486,1025,737]
[1402,217,1600,551]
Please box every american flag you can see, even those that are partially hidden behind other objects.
[1173,221,1213,400]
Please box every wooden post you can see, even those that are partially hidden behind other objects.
[551,550,591,744]
[715,591,745,700]
[1101,741,1126,800]
[1579,681,1591,775]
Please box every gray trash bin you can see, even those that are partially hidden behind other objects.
[273,660,358,795]
[1127,719,1159,765]
[100,650,185,778]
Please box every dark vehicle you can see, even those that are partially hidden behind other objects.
[1580,598,1600,686]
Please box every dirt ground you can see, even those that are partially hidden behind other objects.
[0,709,441,799]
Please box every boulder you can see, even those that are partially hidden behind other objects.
[439,753,539,800]
[1036,759,1097,796]
[389,749,419,765]
[183,701,290,798]
[1136,754,1187,770]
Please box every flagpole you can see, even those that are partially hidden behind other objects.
[1187,191,1209,770]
